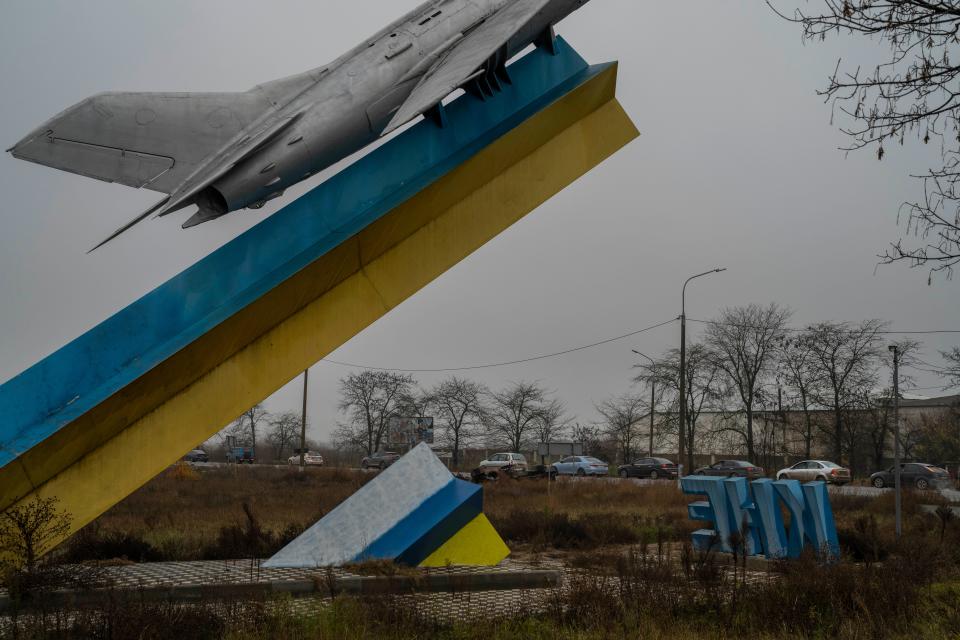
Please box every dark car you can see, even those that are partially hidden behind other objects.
[361,451,401,470]
[693,460,765,479]
[618,457,678,480]
[184,449,209,463]
[870,463,951,490]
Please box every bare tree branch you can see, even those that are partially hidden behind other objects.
[704,304,792,461]
[425,377,488,466]
[335,371,417,455]
[770,0,960,281]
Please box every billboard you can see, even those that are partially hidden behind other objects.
[388,416,434,446]
[537,442,584,457]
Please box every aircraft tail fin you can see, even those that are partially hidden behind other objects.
[9,91,275,195]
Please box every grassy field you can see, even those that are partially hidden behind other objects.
[56,464,952,564]
[10,465,959,639]
[53,466,711,562]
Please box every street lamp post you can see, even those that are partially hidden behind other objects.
[299,368,309,472]
[888,345,902,539]
[679,268,726,479]
[632,350,656,456]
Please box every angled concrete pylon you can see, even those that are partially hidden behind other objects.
[264,444,509,568]
[0,39,639,555]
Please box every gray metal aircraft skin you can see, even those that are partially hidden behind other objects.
[7,0,590,251]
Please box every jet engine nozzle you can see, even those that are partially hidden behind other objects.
[184,187,229,228]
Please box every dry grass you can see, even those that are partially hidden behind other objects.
[73,471,699,561]
[485,478,692,517]
[10,469,960,639]
[54,466,956,566]
[59,466,373,561]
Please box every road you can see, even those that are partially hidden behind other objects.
[562,474,960,501]
[183,461,960,502]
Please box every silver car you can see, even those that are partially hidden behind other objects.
[776,460,851,485]
[287,452,324,467]
[477,453,528,475]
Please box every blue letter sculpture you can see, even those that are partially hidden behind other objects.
[681,476,839,559]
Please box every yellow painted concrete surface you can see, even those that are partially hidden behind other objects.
[419,514,510,568]
[5,66,639,555]
[0,65,626,514]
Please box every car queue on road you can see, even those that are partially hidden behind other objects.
[180,447,957,493]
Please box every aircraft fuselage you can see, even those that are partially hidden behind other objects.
[203,0,588,222]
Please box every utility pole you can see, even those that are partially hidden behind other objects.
[778,382,787,468]
[299,368,309,472]
[632,350,656,456]
[888,345,902,539]
[679,268,726,481]
[649,383,655,457]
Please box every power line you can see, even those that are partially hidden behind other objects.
[317,315,959,375]
[321,317,678,373]
[903,384,959,392]
[913,357,958,374]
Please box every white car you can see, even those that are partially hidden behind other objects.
[776,460,850,485]
[287,452,324,467]
[477,453,528,474]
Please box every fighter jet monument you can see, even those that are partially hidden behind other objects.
[8,0,591,250]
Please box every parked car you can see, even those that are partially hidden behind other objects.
[184,449,209,463]
[477,453,528,475]
[618,457,678,480]
[361,451,400,470]
[287,451,324,466]
[776,460,851,485]
[551,456,609,477]
[870,463,952,490]
[693,460,765,479]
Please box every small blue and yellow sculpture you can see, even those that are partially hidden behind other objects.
[264,444,509,568]
[682,476,839,559]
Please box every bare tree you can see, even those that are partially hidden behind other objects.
[942,347,960,387]
[804,320,887,464]
[780,332,825,459]
[267,411,301,461]
[638,344,722,470]
[485,381,554,452]
[770,1,960,281]
[534,398,570,445]
[0,497,71,571]
[227,404,270,458]
[840,401,872,476]
[915,405,960,463]
[335,371,416,455]
[425,377,488,466]
[858,389,894,472]
[704,304,792,461]
[570,422,605,458]
[596,393,647,465]
[396,387,431,419]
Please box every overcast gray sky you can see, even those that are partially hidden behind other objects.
[1,1,957,444]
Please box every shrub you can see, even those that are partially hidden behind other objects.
[60,525,163,564]
[490,509,639,550]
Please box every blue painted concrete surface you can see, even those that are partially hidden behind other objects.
[0,39,602,468]
[682,475,840,559]
[363,478,482,565]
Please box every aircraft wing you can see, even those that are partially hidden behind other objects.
[8,91,275,194]
[86,110,304,253]
[382,0,551,134]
